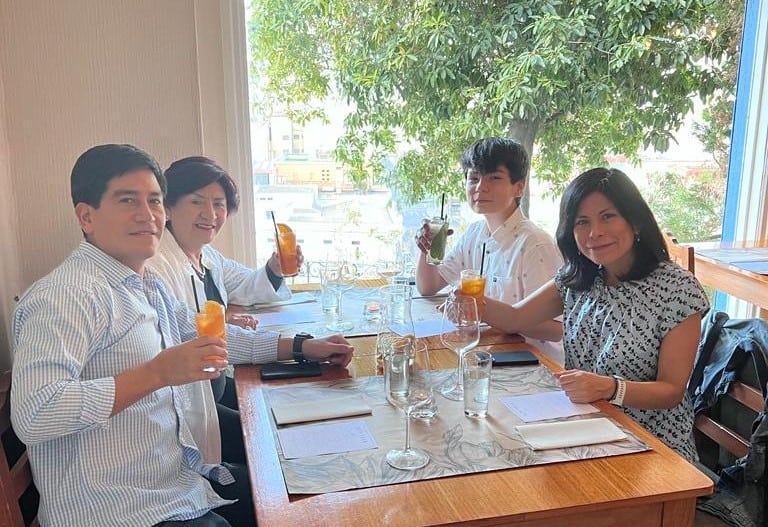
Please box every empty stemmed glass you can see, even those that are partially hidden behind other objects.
[385,339,433,470]
[323,261,358,332]
[439,295,480,400]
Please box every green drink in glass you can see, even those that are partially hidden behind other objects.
[427,217,449,265]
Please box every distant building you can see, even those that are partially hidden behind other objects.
[273,156,349,191]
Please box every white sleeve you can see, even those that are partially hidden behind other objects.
[218,254,291,304]
[519,240,563,299]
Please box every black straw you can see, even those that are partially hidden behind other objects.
[270,210,283,260]
[479,242,486,276]
[439,193,446,220]
[191,274,201,313]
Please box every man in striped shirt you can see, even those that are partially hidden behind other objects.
[10,144,354,527]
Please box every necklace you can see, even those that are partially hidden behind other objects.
[188,254,206,282]
[192,265,206,282]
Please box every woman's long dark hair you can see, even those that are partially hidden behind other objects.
[555,168,669,290]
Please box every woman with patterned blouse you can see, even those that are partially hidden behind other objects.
[483,167,709,461]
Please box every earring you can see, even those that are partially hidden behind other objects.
[634,233,640,244]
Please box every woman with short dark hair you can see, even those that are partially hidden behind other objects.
[151,156,298,315]
[148,156,304,466]
[483,167,709,461]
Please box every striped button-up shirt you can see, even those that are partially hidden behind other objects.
[11,242,279,527]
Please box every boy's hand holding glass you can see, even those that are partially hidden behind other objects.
[415,219,453,264]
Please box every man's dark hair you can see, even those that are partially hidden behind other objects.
[460,137,530,184]
[555,167,669,290]
[70,144,165,207]
[163,156,240,214]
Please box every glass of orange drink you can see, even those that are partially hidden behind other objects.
[459,269,486,316]
[196,300,227,372]
[275,223,299,277]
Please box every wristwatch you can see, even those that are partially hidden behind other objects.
[292,332,314,363]
[609,375,627,406]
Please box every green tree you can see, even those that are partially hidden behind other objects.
[249,0,734,208]
[646,170,725,242]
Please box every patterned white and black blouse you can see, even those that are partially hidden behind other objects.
[555,260,710,462]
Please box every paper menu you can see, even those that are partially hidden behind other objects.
[501,391,600,422]
[277,419,378,459]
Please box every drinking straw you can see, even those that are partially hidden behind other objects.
[439,192,446,220]
[270,211,283,261]
[479,242,487,276]
[190,274,201,312]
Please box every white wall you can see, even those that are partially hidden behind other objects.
[0,0,248,369]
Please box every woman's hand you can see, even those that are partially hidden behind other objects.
[227,313,258,330]
[554,369,615,403]
[267,245,304,277]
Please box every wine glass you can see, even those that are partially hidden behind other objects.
[439,295,480,400]
[385,339,433,470]
[323,261,358,332]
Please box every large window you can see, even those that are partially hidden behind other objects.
[234,0,767,291]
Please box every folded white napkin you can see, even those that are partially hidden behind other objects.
[517,417,627,450]
[271,396,373,425]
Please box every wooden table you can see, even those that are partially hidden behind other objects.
[235,328,712,527]
[693,240,768,317]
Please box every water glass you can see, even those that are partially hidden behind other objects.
[385,339,432,471]
[462,350,492,418]
[321,261,357,332]
[439,295,480,400]
[409,340,438,420]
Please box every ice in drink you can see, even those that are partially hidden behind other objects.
[459,269,486,316]
[196,300,227,372]
[275,223,299,277]
[426,217,449,265]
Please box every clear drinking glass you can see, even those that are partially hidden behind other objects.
[322,261,358,332]
[385,339,433,471]
[439,295,480,400]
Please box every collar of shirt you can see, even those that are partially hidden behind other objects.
[484,207,526,255]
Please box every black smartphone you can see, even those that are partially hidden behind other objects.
[260,362,322,380]
[491,350,539,367]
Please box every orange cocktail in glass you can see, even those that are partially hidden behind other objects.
[276,223,299,277]
[459,269,486,316]
[196,300,227,372]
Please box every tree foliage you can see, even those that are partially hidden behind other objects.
[249,0,735,205]
[646,170,725,241]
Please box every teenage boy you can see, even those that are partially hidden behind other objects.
[11,144,354,527]
[415,137,563,362]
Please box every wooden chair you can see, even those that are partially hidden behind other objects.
[692,360,765,527]
[663,230,696,274]
[0,370,39,527]
[694,364,764,468]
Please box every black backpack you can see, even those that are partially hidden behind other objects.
[688,310,768,527]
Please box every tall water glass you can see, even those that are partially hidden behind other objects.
[375,284,415,375]
[385,340,432,471]
[322,261,357,332]
[439,295,480,400]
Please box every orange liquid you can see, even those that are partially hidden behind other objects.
[460,275,486,316]
[195,312,226,338]
[276,224,299,277]
[196,301,226,369]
